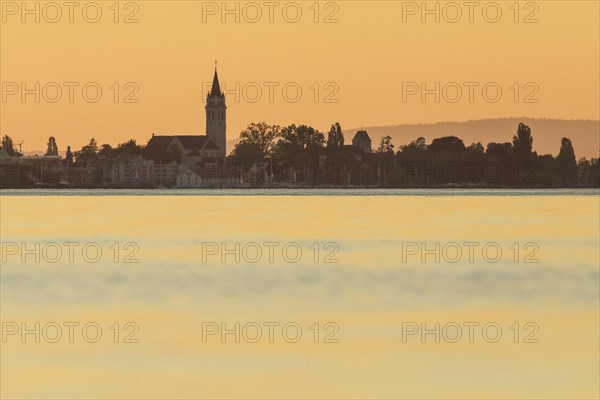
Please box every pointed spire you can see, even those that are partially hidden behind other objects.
[210,61,222,96]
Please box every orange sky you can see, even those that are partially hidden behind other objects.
[1,0,599,153]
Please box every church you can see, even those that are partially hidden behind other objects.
[145,66,227,166]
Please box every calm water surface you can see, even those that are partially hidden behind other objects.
[1,189,599,399]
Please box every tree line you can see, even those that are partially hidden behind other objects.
[227,122,598,187]
[1,121,598,187]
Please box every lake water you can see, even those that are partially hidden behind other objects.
[1,189,599,399]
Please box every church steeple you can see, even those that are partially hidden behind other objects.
[210,62,222,97]
[205,62,226,158]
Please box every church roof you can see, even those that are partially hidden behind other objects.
[353,130,371,142]
[145,135,173,155]
[146,135,219,161]
[202,139,220,150]
[209,69,222,97]
[177,135,214,150]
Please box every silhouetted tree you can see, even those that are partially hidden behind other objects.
[278,124,325,155]
[485,142,514,185]
[376,136,394,153]
[271,124,325,183]
[99,144,114,156]
[426,136,465,184]
[96,139,144,158]
[116,139,144,155]
[238,122,280,160]
[578,158,600,187]
[556,137,577,185]
[399,137,427,156]
[327,122,344,147]
[393,137,428,185]
[429,136,466,155]
[2,135,15,156]
[535,154,560,186]
[73,138,99,163]
[327,125,335,147]
[513,123,533,164]
[462,142,486,184]
[229,141,262,167]
[45,136,58,156]
[65,146,73,163]
[464,142,484,156]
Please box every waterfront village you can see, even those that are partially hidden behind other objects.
[1,68,598,188]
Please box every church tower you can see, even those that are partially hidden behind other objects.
[205,64,227,158]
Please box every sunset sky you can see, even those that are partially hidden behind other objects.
[1,0,599,153]
[1,3,600,397]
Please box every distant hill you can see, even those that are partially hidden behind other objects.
[347,118,600,159]
[22,118,599,159]
[227,118,599,159]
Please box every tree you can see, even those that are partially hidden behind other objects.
[73,138,99,163]
[465,142,484,155]
[429,136,466,155]
[65,146,74,163]
[512,123,533,164]
[238,122,280,160]
[556,137,577,185]
[485,142,515,185]
[2,135,15,156]
[45,136,58,156]
[277,124,325,157]
[327,122,344,147]
[394,137,428,185]
[399,137,427,155]
[376,136,394,153]
[116,139,144,155]
[462,142,486,184]
[96,139,144,158]
[533,154,560,186]
[98,144,114,156]
[582,158,600,187]
[327,125,336,147]
[229,141,263,167]
[336,123,344,146]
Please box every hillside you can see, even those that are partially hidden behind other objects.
[226,118,599,159]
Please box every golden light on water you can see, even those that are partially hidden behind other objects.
[1,193,598,398]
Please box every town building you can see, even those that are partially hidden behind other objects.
[176,169,203,188]
[140,66,227,185]
[205,67,227,158]
[352,130,372,153]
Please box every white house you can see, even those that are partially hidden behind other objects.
[176,169,202,188]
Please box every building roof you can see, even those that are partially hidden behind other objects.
[147,135,214,149]
[209,69,223,97]
[145,135,220,161]
[177,135,214,150]
[353,130,371,142]
[202,139,220,150]
[145,135,173,155]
